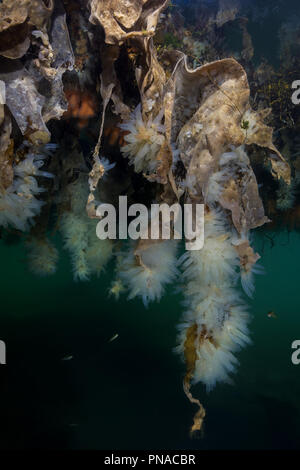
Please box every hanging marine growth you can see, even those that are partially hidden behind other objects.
[1,0,299,434]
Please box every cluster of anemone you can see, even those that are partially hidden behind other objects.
[120,104,166,174]
[113,142,263,391]
[0,149,53,232]
[24,152,115,279]
[174,145,263,391]
[176,208,251,391]
[60,174,113,281]
[112,201,260,391]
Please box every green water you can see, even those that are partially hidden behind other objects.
[0,229,299,449]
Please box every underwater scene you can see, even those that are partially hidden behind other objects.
[0,0,300,451]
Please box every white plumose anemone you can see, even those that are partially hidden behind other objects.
[120,104,165,173]
[118,239,179,306]
[0,152,53,231]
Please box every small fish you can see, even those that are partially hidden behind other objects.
[267,311,277,319]
[61,354,74,361]
[108,333,119,343]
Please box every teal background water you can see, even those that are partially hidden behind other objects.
[0,230,300,449]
